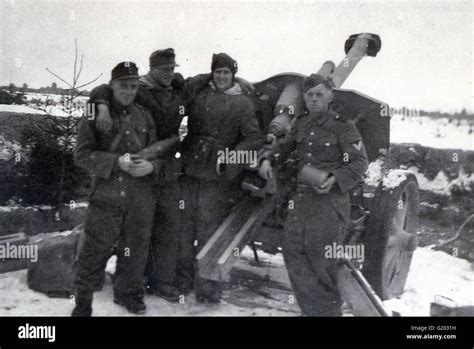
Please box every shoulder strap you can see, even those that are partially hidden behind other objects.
[109,112,132,152]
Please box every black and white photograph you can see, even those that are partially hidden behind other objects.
[0,0,472,342]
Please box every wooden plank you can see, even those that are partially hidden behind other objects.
[217,198,276,282]
[197,196,276,282]
[196,199,249,261]
[197,197,257,279]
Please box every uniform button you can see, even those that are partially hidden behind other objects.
[118,176,123,182]
[335,115,340,119]
[125,131,130,135]
[307,162,311,166]
[308,142,312,146]
[325,142,330,146]
[307,153,312,157]
[194,155,199,159]
[310,132,314,136]
[120,191,126,197]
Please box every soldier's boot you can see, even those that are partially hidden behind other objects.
[196,279,222,304]
[148,283,181,303]
[71,292,93,317]
[114,293,146,314]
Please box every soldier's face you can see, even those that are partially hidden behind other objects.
[213,67,233,91]
[110,79,139,106]
[150,66,175,87]
[303,84,333,113]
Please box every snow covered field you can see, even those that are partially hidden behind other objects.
[0,245,471,316]
[0,104,46,115]
[390,114,472,151]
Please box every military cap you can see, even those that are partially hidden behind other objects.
[111,61,139,80]
[302,74,333,92]
[149,48,179,68]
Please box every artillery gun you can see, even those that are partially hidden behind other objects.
[196,33,420,316]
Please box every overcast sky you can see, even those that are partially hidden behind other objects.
[0,0,472,112]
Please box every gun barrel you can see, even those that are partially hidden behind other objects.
[332,33,382,88]
[267,33,381,138]
[137,136,180,160]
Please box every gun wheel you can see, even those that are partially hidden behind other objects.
[362,172,419,300]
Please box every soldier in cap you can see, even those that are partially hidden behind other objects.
[259,74,368,316]
[179,53,263,303]
[72,62,161,316]
[87,49,255,302]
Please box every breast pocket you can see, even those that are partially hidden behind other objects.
[314,134,340,162]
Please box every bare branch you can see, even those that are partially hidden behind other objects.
[75,55,84,86]
[75,73,103,89]
[46,68,73,89]
[73,39,78,87]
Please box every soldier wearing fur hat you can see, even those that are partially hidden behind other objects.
[72,62,162,316]
[179,53,263,303]
[259,74,368,316]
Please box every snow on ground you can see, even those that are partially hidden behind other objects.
[407,167,474,196]
[383,247,474,316]
[0,246,471,316]
[0,251,295,317]
[390,114,473,151]
[0,104,46,115]
[24,92,88,105]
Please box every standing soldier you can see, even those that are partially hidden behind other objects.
[179,53,263,303]
[72,62,161,316]
[259,74,368,316]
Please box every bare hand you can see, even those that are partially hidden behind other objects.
[117,154,133,172]
[314,175,336,194]
[259,159,273,180]
[96,104,113,132]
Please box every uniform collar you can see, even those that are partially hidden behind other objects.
[209,81,243,95]
[110,100,132,116]
[305,109,331,126]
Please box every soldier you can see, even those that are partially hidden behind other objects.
[72,62,162,316]
[259,74,369,316]
[88,49,254,302]
[179,53,263,303]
